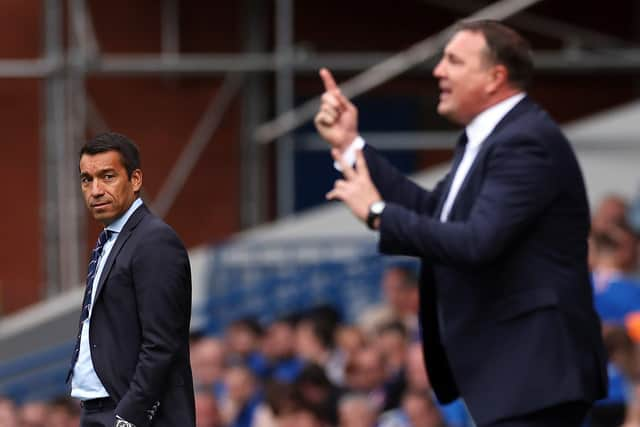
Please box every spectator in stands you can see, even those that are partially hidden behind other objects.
[405,343,471,427]
[344,345,393,413]
[219,364,262,427]
[295,312,346,386]
[590,325,640,427]
[338,393,378,427]
[278,408,327,427]
[48,397,80,427]
[621,383,640,427]
[191,336,226,397]
[195,391,221,427]
[255,380,327,427]
[335,324,368,360]
[252,381,295,427]
[375,321,409,410]
[315,19,607,426]
[592,194,630,236]
[0,396,19,427]
[358,266,420,340]
[590,226,640,324]
[260,316,304,383]
[225,317,267,377]
[19,400,49,427]
[295,363,341,426]
[401,389,448,427]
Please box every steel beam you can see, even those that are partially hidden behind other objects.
[42,0,65,296]
[239,0,268,228]
[254,0,545,144]
[152,74,244,219]
[162,0,180,57]
[3,49,640,79]
[297,131,459,151]
[275,0,295,217]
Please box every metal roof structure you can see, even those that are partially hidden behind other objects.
[4,0,640,296]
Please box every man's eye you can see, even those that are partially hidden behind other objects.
[80,177,90,184]
[104,174,114,180]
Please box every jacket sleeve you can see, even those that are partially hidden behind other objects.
[114,226,191,427]
[378,135,556,268]
[364,144,449,217]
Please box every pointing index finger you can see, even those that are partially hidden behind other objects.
[320,68,338,92]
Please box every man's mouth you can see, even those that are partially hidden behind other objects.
[91,202,110,208]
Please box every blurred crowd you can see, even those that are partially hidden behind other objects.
[0,396,79,427]
[589,194,640,427]
[187,262,472,427]
[2,193,640,427]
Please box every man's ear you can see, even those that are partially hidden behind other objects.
[131,169,143,192]
[486,64,508,95]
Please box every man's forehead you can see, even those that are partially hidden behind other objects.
[79,151,123,171]
[445,30,487,54]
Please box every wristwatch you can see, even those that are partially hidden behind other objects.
[366,200,386,230]
[115,416,136,427]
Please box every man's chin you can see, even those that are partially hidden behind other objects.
[437,104,453,119]
[91,210,114,225]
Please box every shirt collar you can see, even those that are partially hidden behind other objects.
[465,92,526,149]
[105,198,143,234]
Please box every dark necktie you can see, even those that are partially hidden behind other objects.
[435,131,468,219]
[67,229,112,380]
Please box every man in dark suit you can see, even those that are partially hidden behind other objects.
[314,20,607,427]
[68,132,195,427]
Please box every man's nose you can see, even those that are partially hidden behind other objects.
[433,59,445,78]
[90,179,104,196]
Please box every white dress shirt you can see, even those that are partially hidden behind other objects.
[71,197,143,400]
[439,93,525,221]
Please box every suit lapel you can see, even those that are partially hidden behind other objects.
[94,204,149,300]
[444,96,534,219]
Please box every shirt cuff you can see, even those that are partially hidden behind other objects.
[333,136,366,171]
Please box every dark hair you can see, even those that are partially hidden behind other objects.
[79,132,141,178]
[591,231,620,253]
[386,265,419,289]
[299,315,335,349]
[296,363,332,388]
[230,316,264,337]
[455,20,534,90]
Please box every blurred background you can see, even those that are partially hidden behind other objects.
[1,0,640,426]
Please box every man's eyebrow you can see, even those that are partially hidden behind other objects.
[79,168,117,177]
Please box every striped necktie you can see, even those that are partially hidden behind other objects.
[80,229,112,322]
[67,229,112,380]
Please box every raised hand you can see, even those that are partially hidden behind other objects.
[314,68,359,152]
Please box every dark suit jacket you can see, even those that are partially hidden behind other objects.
[364,97,607,426]
[85,204,195,427]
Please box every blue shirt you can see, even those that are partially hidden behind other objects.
[71,198,143,400]
[592,272,640,324]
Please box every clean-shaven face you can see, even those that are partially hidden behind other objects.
[433,30,496,125]
[79,150,142,226]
